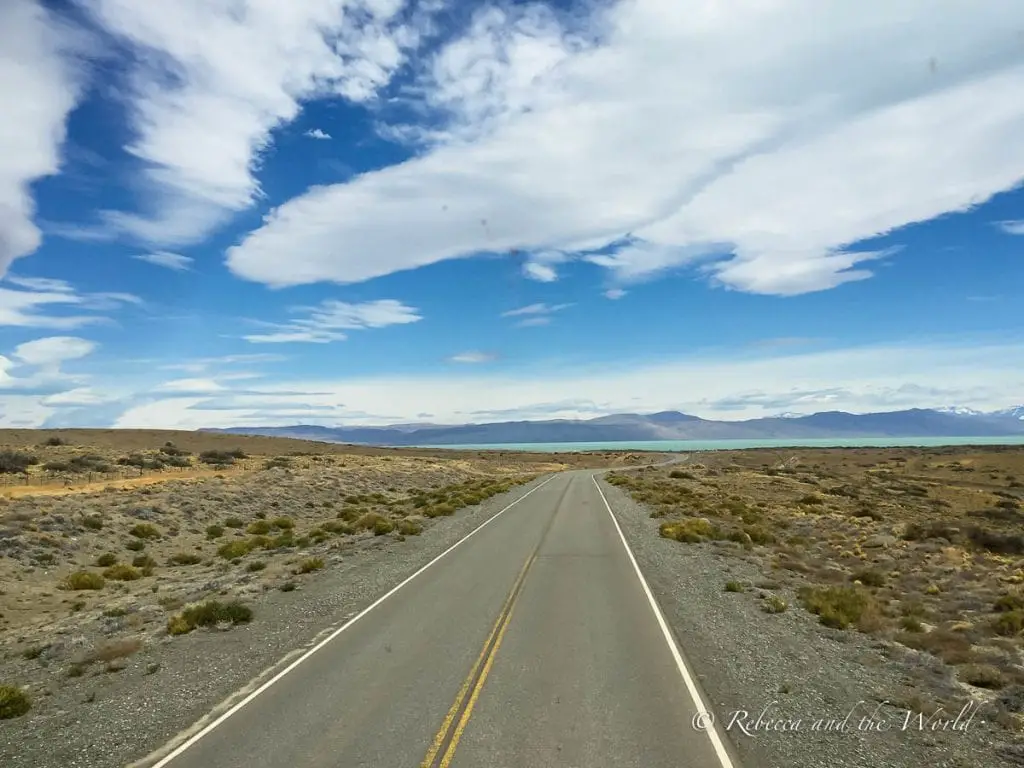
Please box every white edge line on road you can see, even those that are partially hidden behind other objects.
[147,474,558,768]
[593,475,738,768]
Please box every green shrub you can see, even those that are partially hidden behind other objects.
[373,518,395,536]
[992,610,1024,637]
[270,517,294,530]
[131,554,156,569]
[995,593,1024,612]
[295,557,324,574]
[397,519,423,536]
[60,571,105,590]
[129,523,160,539]
[247,520,271,535]
[246,561,266,572]
[263,456,292,470]
[957,664,1005,689]
[205,525,224,539]
[425,503,456,518]
[168,553,202,566]
[798,586,876,630]
[82,516,104,530]
[103,564,142,581]
[0,450,39,474]
[659,518,717,543]
[217,541,252,560]
[223,517,244,528]
[724,581,744,593]
[0,685,31,719]
[763,595,788,614]
[95,553,118,567]
[279,581,297,592]
[168,600,252,635]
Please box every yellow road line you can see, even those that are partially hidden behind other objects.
[421,554,535,768]
[438,580,523,768]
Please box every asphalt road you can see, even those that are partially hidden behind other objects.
[139,471,738,768]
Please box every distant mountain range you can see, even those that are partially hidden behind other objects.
[202,406,1024,446]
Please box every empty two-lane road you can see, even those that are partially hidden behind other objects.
[138,471,738,768]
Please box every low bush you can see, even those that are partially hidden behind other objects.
[397,518,423,536]
[60,571,105,590]
[798,585,878,630]
[95,553,118,567]
[0,450,39,474]
[129,523,160,540]
[295,557,324,574]
[659,518,718,543]
[0,685,31,719]
[103,564,143,581]
[168,600,252,635]
[206,525,224,539]
[217,541,252,560]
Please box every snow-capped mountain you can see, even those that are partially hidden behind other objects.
[991,405,1024,421]
[936,406,987,416]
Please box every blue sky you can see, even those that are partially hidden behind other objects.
[1,0,1023,430]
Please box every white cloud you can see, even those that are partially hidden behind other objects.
[13,336,96,370]
[243,298,421,343]
[41,387,116,407]
[156,377,226,394]
[501,302,571,317]
[604,288,626,299]
[501,301,571,327]
[78,0,433,246]
[225,1,1024,296]
[996,220,1024,235]
[305,128,332,140]
[0,0,86,277]
[522,261,557,282]
[0,276,138,328]
[132,251,194,270]
[448,351,496,363]
[108,336,1024,429]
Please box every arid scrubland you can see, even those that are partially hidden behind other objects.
[0,429,647,724]
[607,445,1024,732]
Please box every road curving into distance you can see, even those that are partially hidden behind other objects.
[133,467,739,768]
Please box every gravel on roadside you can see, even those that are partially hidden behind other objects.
[0,475,553,768]
[597,474,1019,768]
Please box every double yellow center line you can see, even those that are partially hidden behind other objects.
[419,553,536,768]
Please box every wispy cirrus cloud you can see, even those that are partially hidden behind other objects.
[501,301,572,327]
[995,219,1024,235]
[244,299,422,344]
[447,350,497,363]
[0,274,140,329]
[132,252,194,271]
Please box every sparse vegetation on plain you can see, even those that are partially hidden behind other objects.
[0,427,644,737]
[607,445,1024,731]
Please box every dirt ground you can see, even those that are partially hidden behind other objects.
[607,444,1024,735]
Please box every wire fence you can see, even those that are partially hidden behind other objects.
[0,457,279,489]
